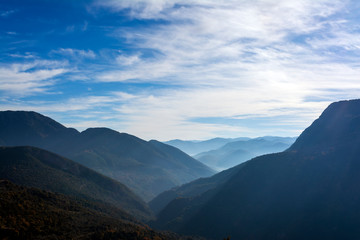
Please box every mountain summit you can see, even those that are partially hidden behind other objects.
[289,99,360,152]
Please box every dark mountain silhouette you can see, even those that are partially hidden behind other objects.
[0,111,214,201]
[0,179,199,240]
[289,99,360,152]
[165,137,250,156]
[0,110,78,148]
[0,146,152,221]
[195,136,296,170]
[152,99,360,239]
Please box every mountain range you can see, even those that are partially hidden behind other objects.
[152,99,360,239]
[165,137,250,156]
[0,111,215,201]
[194,136,296,170]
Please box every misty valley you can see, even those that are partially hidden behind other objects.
[1,99,360,239]
[3,0,360,239]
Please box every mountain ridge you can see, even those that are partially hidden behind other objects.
[165,137,250,156]
[194,136,296,170]
[0,111,215,201]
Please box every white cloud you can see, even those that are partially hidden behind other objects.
[0,9,16,18]
[8,52,36,59]
[51,48,96,59]
[95,0,352,88]
[0,84,339,140]
[116,53,141,66]
[83,0,360,139]
[0,60,69,96]
[308,31,360,51]
[93,0,177,19]
[108,88,330,140]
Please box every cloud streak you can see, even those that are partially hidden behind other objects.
[0,60,69,96]
[51,48,96,59]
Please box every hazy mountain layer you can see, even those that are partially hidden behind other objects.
[153,99,360,239]
[195,136,296,171]
[0,111,215,201]
[165,137,250,156]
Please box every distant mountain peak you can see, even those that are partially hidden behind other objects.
[82,127,121,134]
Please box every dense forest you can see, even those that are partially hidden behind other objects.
[0,179,201,240]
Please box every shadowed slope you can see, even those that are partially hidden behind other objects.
[149,163,244,214]
[0,146,152,221]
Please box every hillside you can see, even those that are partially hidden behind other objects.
[0,111,215,201]
[0,179,196,240]
[149,163,245,214]
[0,146,152,221]
[152,99,360,239]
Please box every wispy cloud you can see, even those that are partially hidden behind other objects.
[0,60,69,96]
[0,9,16,18]
[8,52,36,59]
[51,48,96,59]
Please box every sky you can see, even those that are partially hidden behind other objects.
[1,0,360,141]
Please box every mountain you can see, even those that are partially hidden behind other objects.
[150,137,295,213]
[152,99,360,239]
[0,110,79,148]
[0,111,215,201]
[149,163,245,214]
[0,179,198,240]
[165,137,250,156]
[195,136,296,171]
[63,129,215,201]
[0,146,152,221]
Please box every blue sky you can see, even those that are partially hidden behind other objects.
[1,0,360,140]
